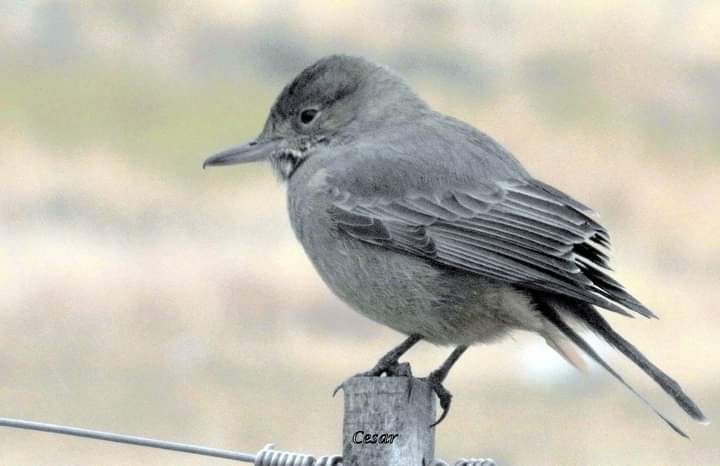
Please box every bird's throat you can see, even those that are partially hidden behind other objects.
[271,149,306,181]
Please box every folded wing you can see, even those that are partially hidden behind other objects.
[330,178,654,319]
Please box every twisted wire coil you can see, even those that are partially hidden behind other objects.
[432,459,497,466]
[254,444,343,466]
[255,444,495,466]
[0,417,495,466]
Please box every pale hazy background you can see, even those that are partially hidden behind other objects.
[1,1,719,465]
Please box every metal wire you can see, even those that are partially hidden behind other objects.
[0,418,343,464]
[0,417,255,462]
[453,459,497,466]
[1,416,491,465]
[432,459,496,466]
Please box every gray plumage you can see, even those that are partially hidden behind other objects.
[204,54,706,435]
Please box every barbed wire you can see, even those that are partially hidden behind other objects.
[1,416,495,466]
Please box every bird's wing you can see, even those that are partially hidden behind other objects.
[329,176,654,318]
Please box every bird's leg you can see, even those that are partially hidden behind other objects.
[425,345,468,427]
[333,334,422,396]
[362,333,423,377]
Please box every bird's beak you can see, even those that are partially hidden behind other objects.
[202,139,279,169]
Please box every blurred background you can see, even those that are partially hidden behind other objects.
[1,1,718,465]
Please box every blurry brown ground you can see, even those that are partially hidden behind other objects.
[1,2,719,465]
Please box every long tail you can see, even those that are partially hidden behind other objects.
[571,302,707,423]
[535,299,707,437]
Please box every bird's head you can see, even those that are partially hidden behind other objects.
[203,54,428,180]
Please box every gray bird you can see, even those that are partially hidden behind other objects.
[203,55,706,434]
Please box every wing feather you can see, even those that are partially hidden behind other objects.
[330,177,653,318]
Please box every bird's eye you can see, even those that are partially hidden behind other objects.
[299,108,318,125]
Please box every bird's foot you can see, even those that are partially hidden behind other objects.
[333,360,413,396]
[423,369,453,427]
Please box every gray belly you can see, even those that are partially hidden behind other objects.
[294,213,540,345]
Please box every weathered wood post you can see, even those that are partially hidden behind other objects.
[342,376,435,466]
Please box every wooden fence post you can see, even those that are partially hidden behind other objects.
[342,376,435,466]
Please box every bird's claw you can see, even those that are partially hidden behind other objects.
[333,360,413,396]
[423,370,453,427]
[388,361,413,377]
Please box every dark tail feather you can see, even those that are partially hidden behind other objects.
[537,301,693,438]
[572,304,707,423]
